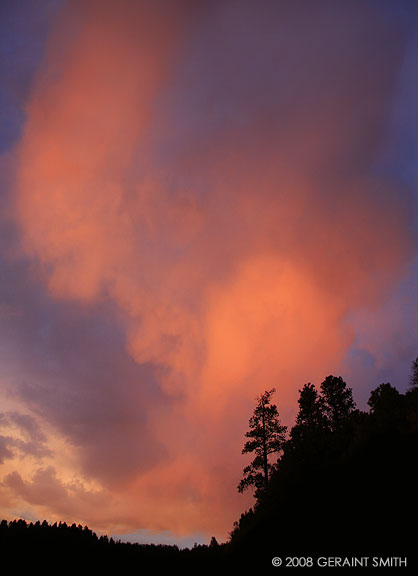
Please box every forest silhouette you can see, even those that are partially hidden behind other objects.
[1,359,417,570]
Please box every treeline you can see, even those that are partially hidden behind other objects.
[229,373,418,570]
[0,517,225,568]
[1,518,119,547]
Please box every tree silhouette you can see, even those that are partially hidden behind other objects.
[290,382,327,446]
[367,382,401,414]
[237,388,287,498]
[409,357,418,389]
[230,365,418,569]
[320,375,356,428]
[295,383,325,428]
[0,517,226,570]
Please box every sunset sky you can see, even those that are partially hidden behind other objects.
[0,0,417,545]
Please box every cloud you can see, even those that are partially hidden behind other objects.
[2,466,110,525]
[4,467,68,507]
[0,437,13,465]
[0,262,170,487]
[0,412,51,462]
[5,412,47,443]
[1,0,416,540]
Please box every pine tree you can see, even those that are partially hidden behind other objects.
[290,382,327,446]
[320,375,356,428]
[238,389,287,499]
[409,357,418,389]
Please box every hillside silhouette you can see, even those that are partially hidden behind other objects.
[1,363,417,570]
[229,373,418,570]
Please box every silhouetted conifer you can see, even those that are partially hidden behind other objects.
[237,389,287,499]
[409,357,418,389]
[320,374,356,427]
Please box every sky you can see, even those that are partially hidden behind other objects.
[0,0,417,545]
